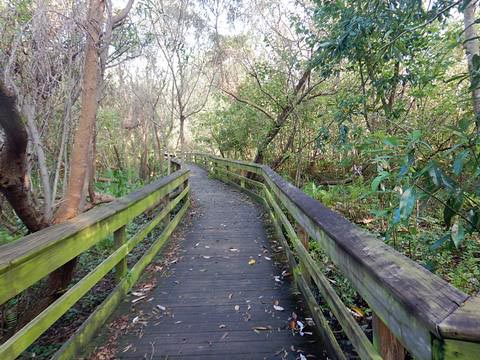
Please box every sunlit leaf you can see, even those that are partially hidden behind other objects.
[453,150,468,176]
[451,222,465,248]
[371,171,389,191]
[399,188,416,220]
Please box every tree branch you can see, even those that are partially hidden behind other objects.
[112,0,135,29]
[219,87,275,121]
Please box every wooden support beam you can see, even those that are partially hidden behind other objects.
[113,226,127,282]
[297,226,311,285]
[373,314,406,360]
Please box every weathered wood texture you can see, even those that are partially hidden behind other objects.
[372,315,405,360]
[190,153,480,360]
[96,165,326,360]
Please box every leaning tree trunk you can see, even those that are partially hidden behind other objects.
[252,69,311,165]
[463,0,480,134]
[47,0,106,298]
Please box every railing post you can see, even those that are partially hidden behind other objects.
[114,225,127,282]
[167,156,171,175]
[297,226,311,285]
[212,160,218,176]
[373,314,406,360]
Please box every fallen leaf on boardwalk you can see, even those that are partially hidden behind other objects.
[289,320,297,330]
[252,326,272,333]
[291,312,298,320]
[175,321,182,324]
[122,344,133,353]
[350,306,365,318]
[229,248,239,252]
[132,296,146,303]
[248,259,256,265]
[234,305,240,311]
[275,349,288,357]
[156,305,166,311]
[273,305,284,311]
[274,276,282,283]
[228,293,233,299]
[220,332,229,341]
[195,242,200,247]
[202,256,211,259]
[264,256,271,261]
[300,354,307,360]
[219,324,226,329]
[132,291,144,297]
[132,316,140,324]
[297,320,306,336]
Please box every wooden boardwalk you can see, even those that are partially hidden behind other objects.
[97,165,324,359]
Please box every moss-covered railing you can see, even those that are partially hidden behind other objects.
[0,158,189,359]
[186,153,480,360]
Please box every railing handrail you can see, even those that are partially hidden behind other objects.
[186,152,480,360]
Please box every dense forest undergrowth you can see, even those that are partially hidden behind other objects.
[1,0,480,356]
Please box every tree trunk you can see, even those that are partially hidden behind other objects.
[463,0,480,133]
[0,85,47,233]
[88,126,97,204]
[252,69,311,165]
[24,100,53,221]
[48,0,105,298]
[139,125,149,180]
[179,114,186,152]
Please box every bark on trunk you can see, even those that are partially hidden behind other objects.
[179,114,185,153]
[0,85,47,232]
[463,0,480,133]
[24,100,53,220]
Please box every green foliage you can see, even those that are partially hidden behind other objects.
[0,227,19,245]
[95,169,144,197]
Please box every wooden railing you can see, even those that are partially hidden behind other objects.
[0,158,189,359]
[186,153,480,360]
